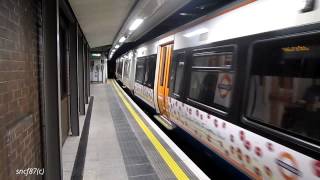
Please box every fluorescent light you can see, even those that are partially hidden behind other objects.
[129,18,144,31]
[183,28,209,38]
[115,45,120,49]
[119,36,126,43]
[139,47,147,51]
[91,53,101,57]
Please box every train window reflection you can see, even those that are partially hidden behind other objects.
[123,59,130,78]
[174,61,185,95]
[135,58,145,84]
[189,71,234,110]
[188,49,235,112]
[144,56,156,88]
[170,53,185,96]
[119,59,123,75]
[159,47,167,86]
[189,71,218,105]
[193,52,232,68]
[246,34,320,142]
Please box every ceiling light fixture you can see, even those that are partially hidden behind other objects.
[91,53,101,57]
[179,12,193,16]
[129,18,144,31]
[119,36,126,43]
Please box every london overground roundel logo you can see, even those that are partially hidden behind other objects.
[276,152,302,180]
[218,74,232,98]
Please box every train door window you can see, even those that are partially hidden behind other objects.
[135,57,145,84]
[170,52,185,97]
[245,33,320,143]
[187,47,235,112]
[159,46,167,86]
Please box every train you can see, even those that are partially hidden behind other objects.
[115,0,320,179]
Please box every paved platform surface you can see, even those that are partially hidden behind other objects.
[63,104,88,180]
[63,81,206,180]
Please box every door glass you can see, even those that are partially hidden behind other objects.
[167,46,173,88]
[160,47,167,86]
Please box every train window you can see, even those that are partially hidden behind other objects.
[189,70,234,110]
[123,59,130,78]
[246,33,320,142]
[117,59,120,76]
[193,52,232,68]
[169,52,185,97]
[118,59,123,76]
[188,49,235,112]
[189,71,218,105]
[135,58,145,84]
[144,56,156,88]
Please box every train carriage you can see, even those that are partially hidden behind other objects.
[115,0,320,179]
[121,51,135,91]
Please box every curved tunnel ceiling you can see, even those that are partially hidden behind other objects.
[68,0,137,48]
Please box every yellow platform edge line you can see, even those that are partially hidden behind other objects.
[111,80,189,180]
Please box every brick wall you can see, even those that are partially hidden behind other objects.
[0,0,43,179]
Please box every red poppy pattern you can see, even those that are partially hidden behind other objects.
[134,83,154,107]
[165,97,318,179]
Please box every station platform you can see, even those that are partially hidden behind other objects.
[63,80,209,180]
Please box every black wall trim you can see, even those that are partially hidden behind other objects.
[68,22,80,136]
[78,30,86,115]
[42,0,62,179]
[71,96,94,180]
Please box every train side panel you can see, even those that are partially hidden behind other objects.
[166,0,320,179]
[115,1,320,179]
[133,41,158,109]
[174,0,320,51]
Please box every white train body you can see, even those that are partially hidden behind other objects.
[115,0,320,179]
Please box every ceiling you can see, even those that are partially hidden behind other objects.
[112,0,190,44]
[111,0,237,60]
[68,0,137,48]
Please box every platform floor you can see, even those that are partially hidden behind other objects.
[63,80,208,180]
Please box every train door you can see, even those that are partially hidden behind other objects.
[157,43,173,118]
